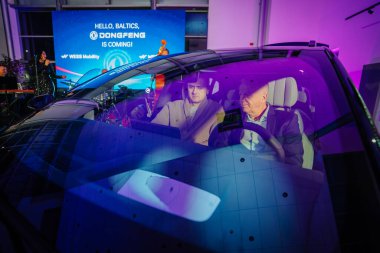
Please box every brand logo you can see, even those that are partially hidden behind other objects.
[89,31,98,40]
[103,50,132,70]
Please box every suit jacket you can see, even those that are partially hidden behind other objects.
[0,76,18,104]
[227,106,304,167]
[152,98,224,145]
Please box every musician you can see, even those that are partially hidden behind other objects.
[0,64,18,106]
[36,50,66,97]
[0,64,17,88]
[157,39,169,56]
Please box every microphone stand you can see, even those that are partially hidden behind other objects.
[34,55,39,95]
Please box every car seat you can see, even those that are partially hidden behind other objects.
[267,77,314,169]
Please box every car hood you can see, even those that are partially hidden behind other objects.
[22,99,98,125]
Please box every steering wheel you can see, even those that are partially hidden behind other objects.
[209,121,285,162]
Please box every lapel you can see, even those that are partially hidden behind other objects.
[266,106,276,135]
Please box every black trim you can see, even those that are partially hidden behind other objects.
[324,48,380,196]
[313,113,354,139]
[264,41,329,48]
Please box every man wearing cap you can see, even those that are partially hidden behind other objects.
[151,76,224,145]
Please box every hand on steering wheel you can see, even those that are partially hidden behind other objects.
[242,122,285,162]
[209,122,285,162]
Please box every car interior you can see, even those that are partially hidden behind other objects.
[87,58,320,171]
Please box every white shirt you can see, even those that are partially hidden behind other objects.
[240,105,269,151]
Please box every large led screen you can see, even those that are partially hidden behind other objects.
[52,10,185,88]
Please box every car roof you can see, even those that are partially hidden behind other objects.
[69,43,331,96]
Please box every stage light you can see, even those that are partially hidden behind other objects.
[345,2,379,20]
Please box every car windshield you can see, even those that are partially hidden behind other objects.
[20,48,360,171]
[69,49,353,156]
[1,48,375,252]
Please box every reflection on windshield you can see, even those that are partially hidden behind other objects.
[1,49,367,253]
[84,56,332,170]
[63,48,361,173]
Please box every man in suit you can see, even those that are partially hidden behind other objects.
[229,80,303,167]
[0,65,17,89]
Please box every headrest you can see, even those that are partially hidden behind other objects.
[187,76,209,88]
[267,77,298,107]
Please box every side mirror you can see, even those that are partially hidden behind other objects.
[27,94,54,110]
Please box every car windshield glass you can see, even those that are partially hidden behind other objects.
[0,48,374,252]
[55,49,357,170]
[5,49,359,172]
[65,58,161,98]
